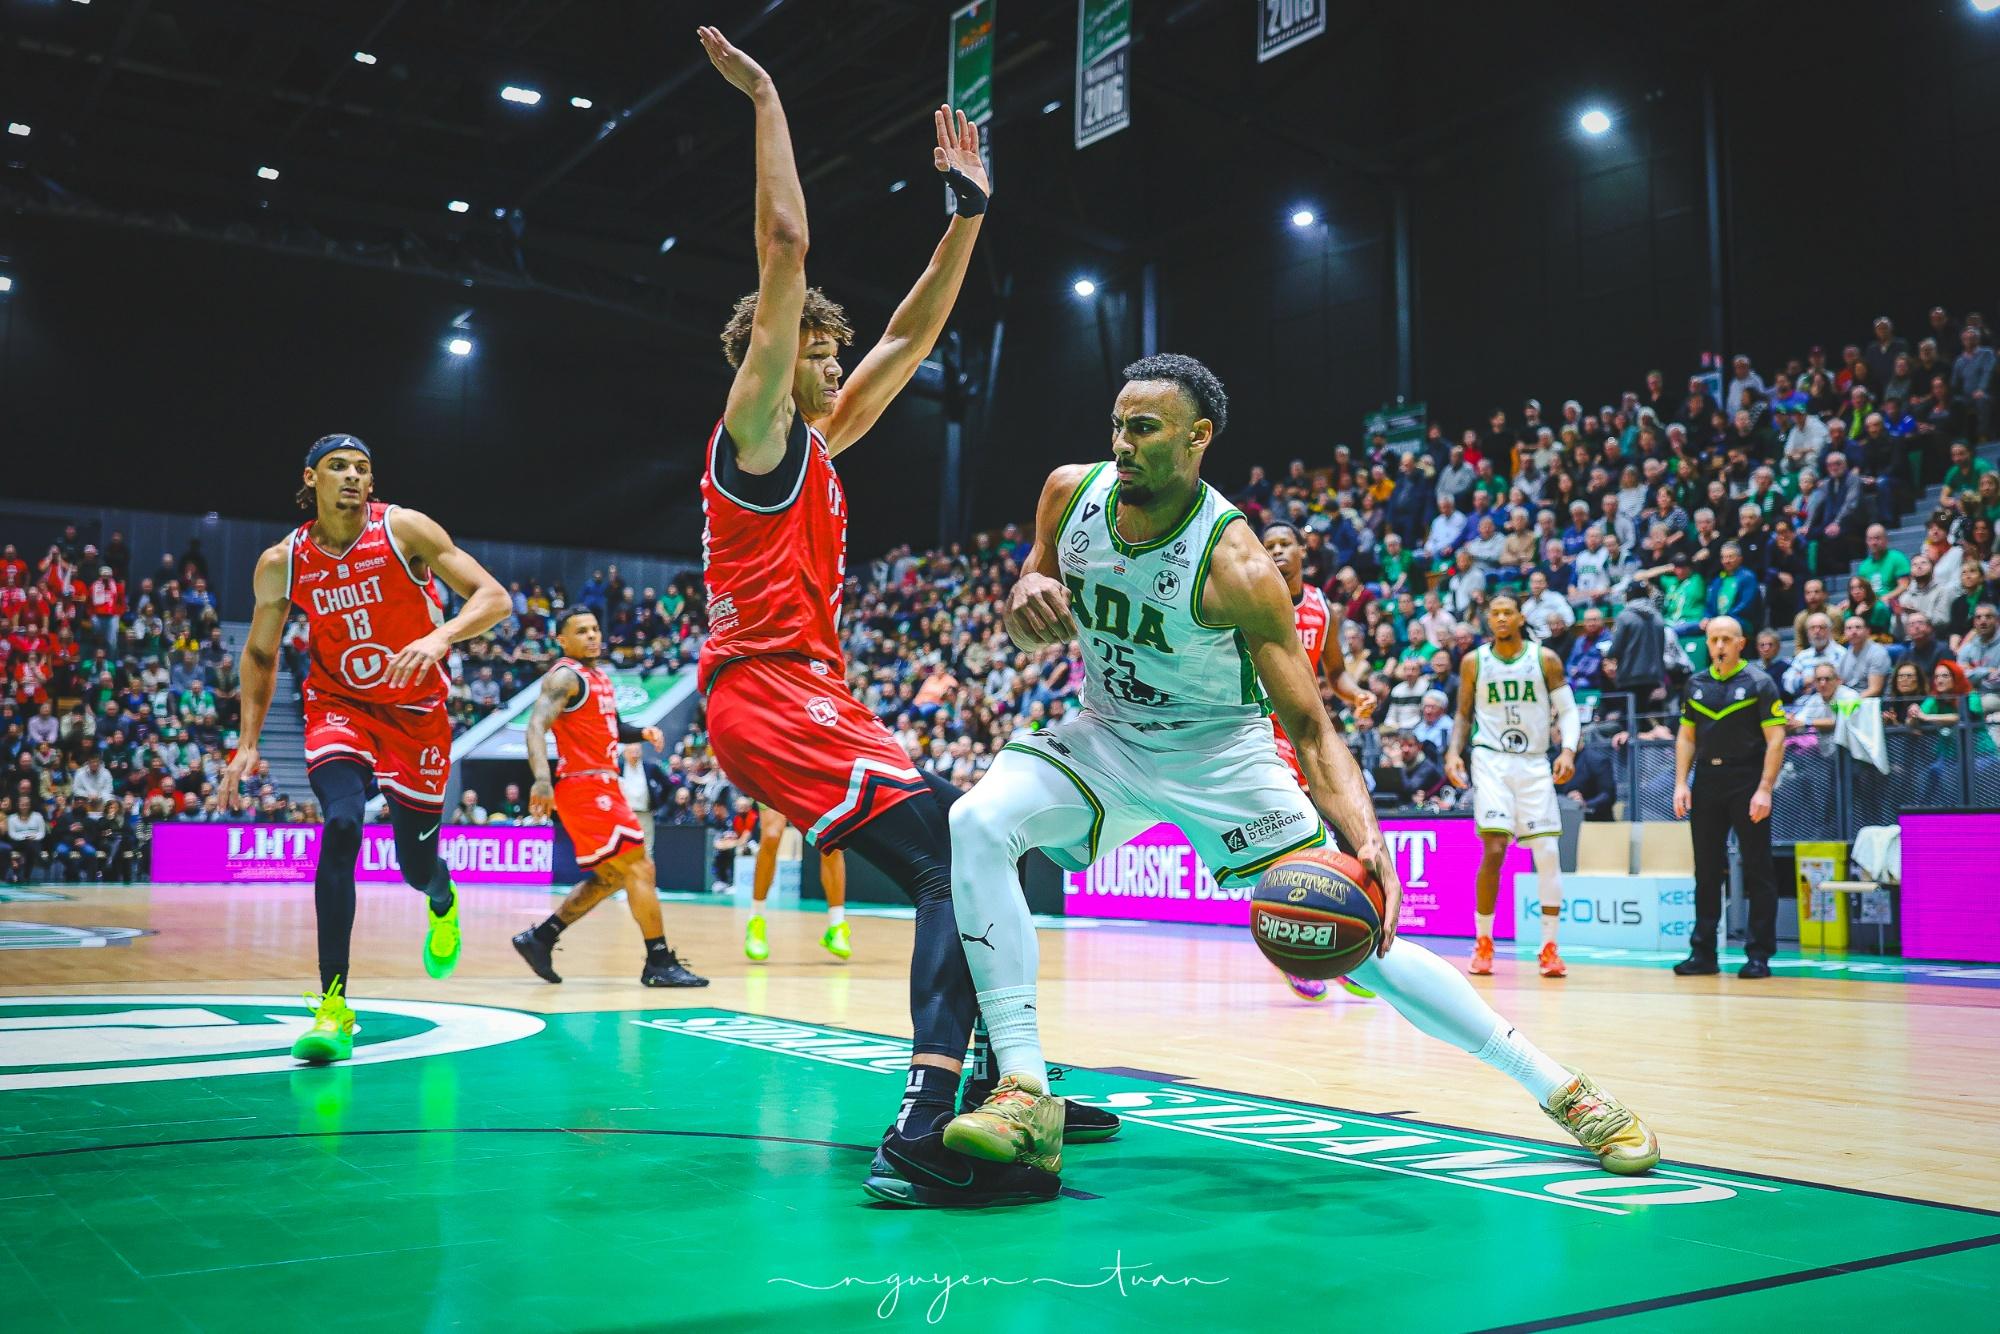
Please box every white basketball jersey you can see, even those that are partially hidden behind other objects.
[1053,462,1265,731]
[1470,642,1551,755]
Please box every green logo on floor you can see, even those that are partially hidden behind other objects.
[0,922,147,949]
[0,994,544,1092]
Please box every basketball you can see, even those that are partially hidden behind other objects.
[1249,848,1384,979]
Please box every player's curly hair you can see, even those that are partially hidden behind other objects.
[1122,353,1229,436]
[719,287,856,369]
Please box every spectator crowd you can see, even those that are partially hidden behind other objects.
[7,301,1995,879]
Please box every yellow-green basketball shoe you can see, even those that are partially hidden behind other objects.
[944,1073,1065,1174]
[292,981,357,1065]
[422,889,461,980]
[821,920,851,961]
[744,914,770,963]
[1544,1067,1661,1175]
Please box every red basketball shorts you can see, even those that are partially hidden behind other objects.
[303,687,452,809]
[704,655,929,849]
[1271,716,1310,790]
[554,770,646,869]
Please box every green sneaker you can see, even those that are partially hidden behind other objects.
[745,914,770,963]
[821,920,851,961]
[423,888,461,980]
[292,980,357,1065]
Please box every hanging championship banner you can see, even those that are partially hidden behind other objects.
[947,2,996,214]
[1256,0,1326,63]
[1075,0,1131,149]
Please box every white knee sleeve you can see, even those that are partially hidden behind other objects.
[1532,838,1563,911]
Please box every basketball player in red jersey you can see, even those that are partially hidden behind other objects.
[511,607,707,988]
[694,27,1111,1206]
[227,434,509,1064]
[1261,521,1377,1002]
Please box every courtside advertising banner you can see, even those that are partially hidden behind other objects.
[1075,0,1131,149]
[1255,0,1325,62]
[151,822,555,886]
[1063,819,1525,938]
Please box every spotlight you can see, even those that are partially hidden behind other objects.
[447,338,473,357]
[1579,108,1612,136]
[1975,0,2000,13]
[0,276,12,293]
[1072,278,1097,298]
[889,179,908,193]
[1042,99,1062,115]
[353,51,377,65]
[256,166,281,180]
[447,200,470,213]
[658,236,677,253]
[570,96,593,109]
[7,123,29,138]
[1291,208,1316,228]
[500,86,543,106]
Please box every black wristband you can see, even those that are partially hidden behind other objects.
[617,721,646,744]
[944,167,987,218]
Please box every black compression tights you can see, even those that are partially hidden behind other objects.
[835,772,976,1060]
[306,759,453,994]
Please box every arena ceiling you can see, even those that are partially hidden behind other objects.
[0,0,1755,336]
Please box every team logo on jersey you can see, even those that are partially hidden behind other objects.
[810,660,830,676]
[356,555,388,572]
[1082,503,1102,521]
[595,793,613,811]
[1165,538,1191,568]
[1153,570,1182,600]
[1069,530,1091,553]
[337,642,394,690]
[337,563,350,579]
[806,696,840,727]
[1501,729,1531,753]
[418,746,446,768]
[323,711,350,728]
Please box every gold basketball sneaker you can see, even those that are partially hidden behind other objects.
[943,1073,1064,1173]
[1544,1067,1660,1175]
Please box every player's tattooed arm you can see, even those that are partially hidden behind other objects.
[1442,653,1480,789]
[822,107,989,456]
[524,667,579,818]
[383,508,510,689]
[1205,522,1400,954]
[222,544,291,810]
[1002,465,1092,649]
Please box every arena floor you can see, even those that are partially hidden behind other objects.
[4,882,1997,1331]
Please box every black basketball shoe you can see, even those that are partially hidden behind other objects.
[960,1064,1122,1144]
[862,1125,1061,1208]
[641,950,709,987]
[511,928,562,984]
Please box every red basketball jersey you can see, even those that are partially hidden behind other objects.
[287,502,447,706]
[698,414,848,691]
[550,656,621,778]
[1271,584,1333,757]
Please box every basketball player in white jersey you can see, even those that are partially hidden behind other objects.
[1443,593,1578,979]
[943,354,1659,1187]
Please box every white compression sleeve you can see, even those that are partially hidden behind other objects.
[1551,685,1580,752]
[946,750,1099,1090]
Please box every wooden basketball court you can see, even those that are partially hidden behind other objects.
[5,881,1997,1329]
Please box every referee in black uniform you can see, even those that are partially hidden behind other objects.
[1671,616,1787,979]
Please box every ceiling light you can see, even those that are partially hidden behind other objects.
[447,200,470,213]
[1291,208,1316,228]
[1974,0,2000,14]
[1579,108,1612,136]
[447,338,473,357]
[1072,279,1097,298]
[353,51,377,65]
[1043,100,1062,115]
[500,86,543,106]
[889,179,908,193]
[658,236,677,253]
[0,277,12,293]
[6,123,28,138]
[256,166,281,180]
[570,96,593,109]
